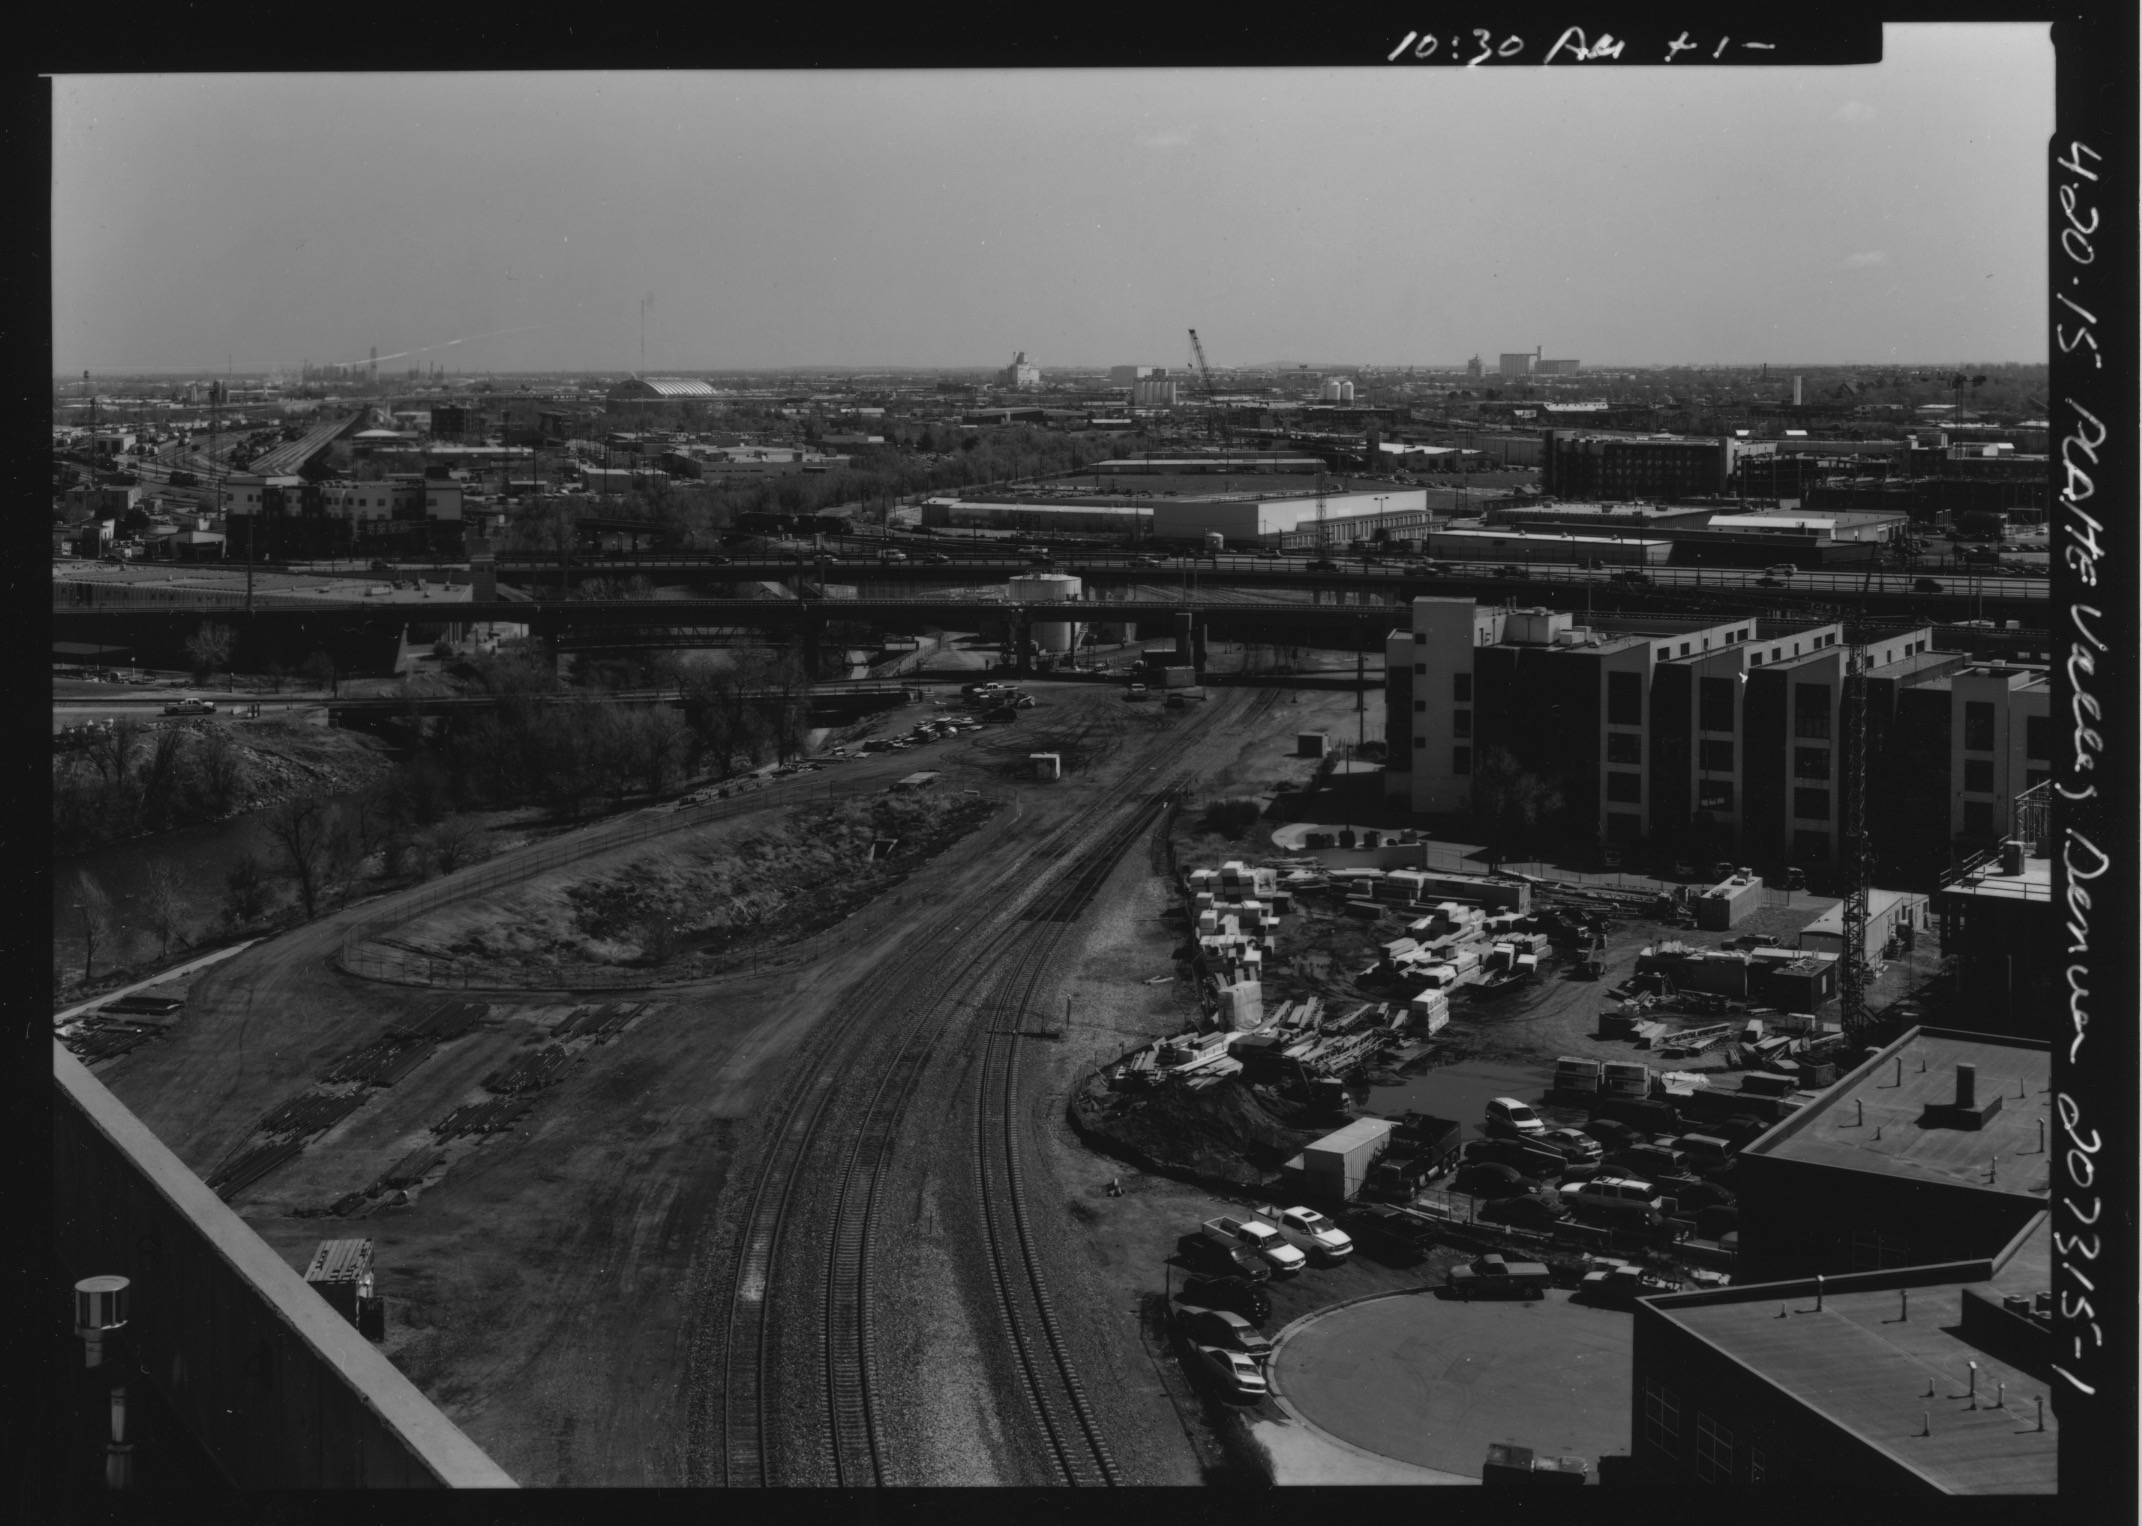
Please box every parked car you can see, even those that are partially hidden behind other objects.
[1914,577,1944,593]
[1463,1137,1567,1180]
[1307,558,1339,571]
[1184,1342,1268,1402]
[1755,575,1784,588]
[1446,1253,1553,1299]
[1604,1144,1691,1183]
[1611,569,1651,585]
[1452,1162,1543,1199]
[1562,1176,1666,1219]
[1670,1180,1737,1213]
[1498,564,1531,579]
[1257,1205,1354,1262]
[1764,563,1797,576]
[1177,1274,1271,1326]
[1541,1127,1604,1164]
[1484,1096,1547,1139]
[1338,1205,1435,1264]
[1176,1306,1273,1360]
[1175,1233,1273,1283]
[1693,1204,1741,1241]
[162,698,215,716]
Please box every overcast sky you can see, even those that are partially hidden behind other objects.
[53,26,2052,376]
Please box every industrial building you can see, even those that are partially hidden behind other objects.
[606,377,721,411]
[1109,365,1161,386]
[1149,487,1430,546]
[1131,377,1180,408]
[1542,432,1747,502]
[1730,1026,2051,1282]
[999,351,1042,390]
[1630,1210,2055,1492]
[918,496,1152,536]
[1796,888,1928,958]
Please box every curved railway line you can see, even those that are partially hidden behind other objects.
[704,701,1220,1487]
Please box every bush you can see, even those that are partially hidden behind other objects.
[1200,798,1264,839]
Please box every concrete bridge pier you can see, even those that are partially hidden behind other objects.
[1012,611,1032,677]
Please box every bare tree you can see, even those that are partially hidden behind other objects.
[184,621,236,684]
[426,815,487,875]
[264,792,339,919]
[141,858,191,962]
[73,869,112,983]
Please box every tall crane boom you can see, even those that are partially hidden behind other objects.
[1837,627,1873,1040]
[1187,328,1228,455]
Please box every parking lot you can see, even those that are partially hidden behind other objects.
[1267,1288,1632,1477]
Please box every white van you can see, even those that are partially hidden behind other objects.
[1561,1177,1665,1218]
[1485,1097,1546,1139]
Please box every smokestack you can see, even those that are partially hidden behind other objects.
[1955,1063,1976,1108]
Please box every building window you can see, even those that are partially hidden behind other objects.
[1962,800,1993,836]
[1699,739,1734,772]
[1642,1379,1680,1458]
[1963,758,1995,793]
[1606,731,1642,765]
[1452,710,1472,738]
[1695,1414,1735,1484]
[1793,787,1831,821]
[1606,771,1643,804]
[1963,700,1995,752]
[2025,712,2050,760]
[1414,700,1428,713]
[1770,649,1780,663]
[1679,643,1690,657]
[1414,632,1426,645]
[1453,672,1472,701]
[1414,736,1427,750]
[1606,670,1643,726]
[1749,1445,1766,1487]
[1414,663,1426,675]
[1699,780,1734,810]
[1793,746,1829,780]
[1794,683,1831,740]
[1657,648,1670,661]
[1793,829,1831,862]
[1452,746,1472,775]
[1698,677,1736,733]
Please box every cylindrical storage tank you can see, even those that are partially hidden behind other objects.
[1008,572,1083,653]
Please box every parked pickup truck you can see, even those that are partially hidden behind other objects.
[1201,1216,1307,1276]
[1256,1205,1354,1262]
[1446,1253,1553,1300]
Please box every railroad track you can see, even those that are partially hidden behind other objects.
[705,713,1209,1485]
[966,786,1183,1485]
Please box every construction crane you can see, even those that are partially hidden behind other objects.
[1187,328,1229,460]
[1836,619,1873,1042]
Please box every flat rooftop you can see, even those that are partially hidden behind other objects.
[1743,1027,2051,1198]
[1648,1222,2057,1493]
[1938,853,2052,906]
[1867,649,1963,682]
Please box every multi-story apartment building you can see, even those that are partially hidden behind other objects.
[1382,595,2011,880]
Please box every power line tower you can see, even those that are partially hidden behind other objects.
[1836,619,1873,1041]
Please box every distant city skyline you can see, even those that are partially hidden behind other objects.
[54,28,2052,375]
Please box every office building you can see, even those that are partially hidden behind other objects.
[1630,1211,2055,1493]
[1731,1026,2051,1281]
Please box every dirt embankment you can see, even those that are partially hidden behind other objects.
[1074,1074,1339,1193]
[53,717,402,857]
[388,790,1002,983]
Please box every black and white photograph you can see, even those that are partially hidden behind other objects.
[40,20,2134,1501]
